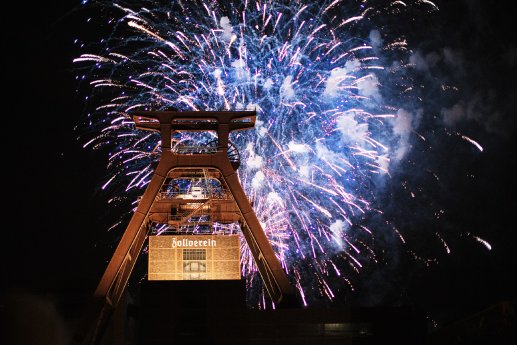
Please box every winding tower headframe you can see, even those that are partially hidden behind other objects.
[75,110,296,345]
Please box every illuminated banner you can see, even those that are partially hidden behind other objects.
[148,235,240,281]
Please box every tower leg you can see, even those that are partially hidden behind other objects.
[222,171,296,306]
[75,161,170,345]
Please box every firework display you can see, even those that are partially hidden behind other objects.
[74,0,490,308]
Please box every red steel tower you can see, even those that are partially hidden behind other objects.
[74,110,296,344]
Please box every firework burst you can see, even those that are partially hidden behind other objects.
[74,0,459,307]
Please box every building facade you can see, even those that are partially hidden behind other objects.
[148,235,241,280]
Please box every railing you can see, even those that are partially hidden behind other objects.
[171,145,218,155]
[168,199,211,223]
[156,190,232,201]
[151,226,237,236]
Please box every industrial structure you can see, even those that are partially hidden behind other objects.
[74,110,296,345]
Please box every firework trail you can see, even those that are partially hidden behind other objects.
[74,0,487,307]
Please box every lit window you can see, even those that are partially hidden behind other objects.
[183,249,207,280]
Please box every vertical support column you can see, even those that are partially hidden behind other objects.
[217,123,230,150]
[160,123,172,150]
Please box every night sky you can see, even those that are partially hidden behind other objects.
[2,0,516,342]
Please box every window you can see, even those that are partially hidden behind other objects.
[183,249,207,280]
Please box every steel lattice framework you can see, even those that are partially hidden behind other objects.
[74,110,296,345]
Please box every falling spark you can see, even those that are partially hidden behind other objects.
[461,134,483,152]
[473,235,492,251]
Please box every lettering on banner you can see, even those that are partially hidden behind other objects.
[171,237,217,248]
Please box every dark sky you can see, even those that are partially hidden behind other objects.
[2,0,516,340]
[3,0,110,321]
